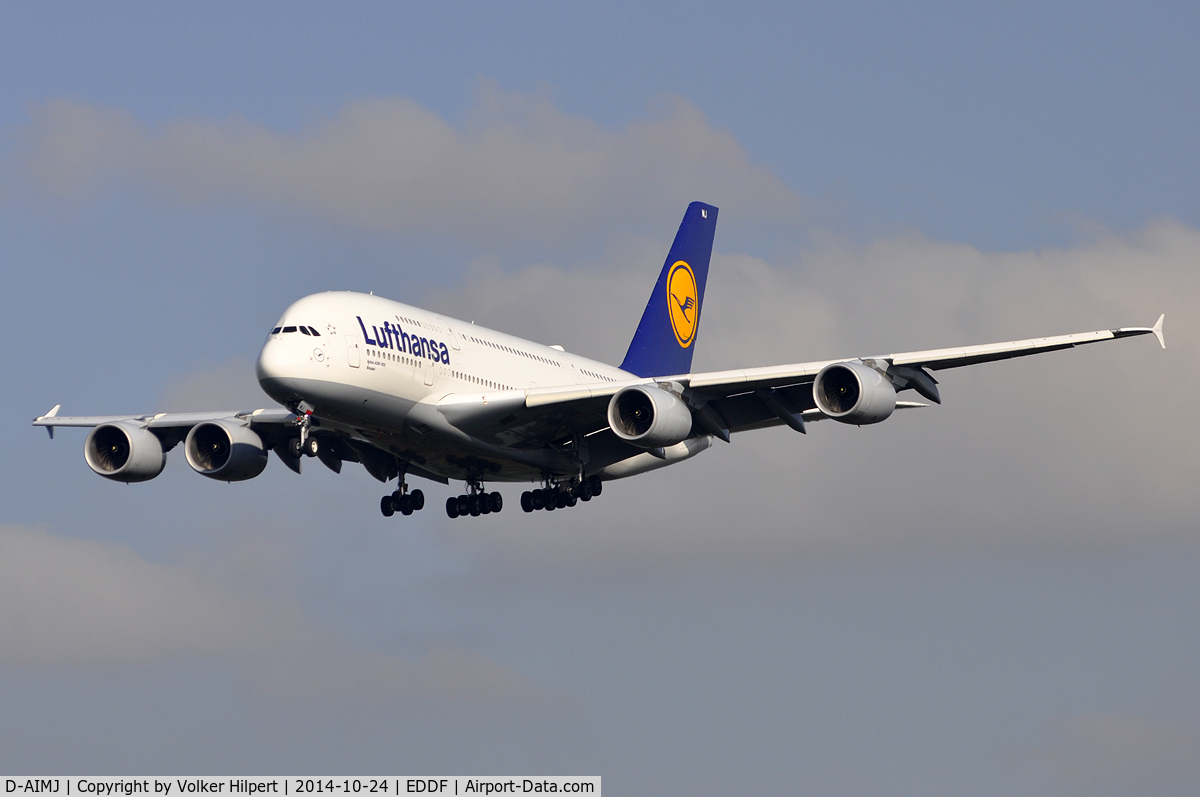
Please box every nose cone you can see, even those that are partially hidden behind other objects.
[256,339,301,404]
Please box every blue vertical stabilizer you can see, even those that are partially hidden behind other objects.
[620,202,719,377]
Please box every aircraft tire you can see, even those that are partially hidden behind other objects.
[488,492,503,513]
[410,489,424,511]
[468,496,481,517]
[544,489,556,511]
[380,496,395,517]
[578,481,593,500]
[457,495,470,515]
[565,493,577,508]
[555,490,567,509]
[530,490,544,510]
[589,476,602,496]
[445,497,459,518]
[397,495,413,515]
[304,437,320,457]
[521,491,534,512]
[287,438,302,459]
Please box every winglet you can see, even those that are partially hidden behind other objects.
[40,404,61,439]
[1152,313,1166,349]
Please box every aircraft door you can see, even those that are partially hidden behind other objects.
[345,335,361,368]
[423,359,435,386]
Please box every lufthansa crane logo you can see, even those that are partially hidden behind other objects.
[667,260,699,348]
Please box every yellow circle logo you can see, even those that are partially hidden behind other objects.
[667,260,699,348]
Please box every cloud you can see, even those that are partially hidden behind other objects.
[13,89,800,243]
[157,357,266,412]
[1037,713,1200,793]
[0,524,540,704]
[420,219,1198,572]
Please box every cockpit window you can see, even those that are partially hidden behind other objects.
[308,326,321,336]
[300,326,311,335]
[271,327,281,335]
[282,326,297,333]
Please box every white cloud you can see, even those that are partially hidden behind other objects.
[0,524,541,704]
[421,220,1198,572]
[15,89,800,243]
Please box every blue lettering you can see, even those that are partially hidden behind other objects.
[356,316,377,346]
[439,342,449,364]
[400,328,411,355]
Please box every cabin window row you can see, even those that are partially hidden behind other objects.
[469,336,562,367]
[453,371,511,392]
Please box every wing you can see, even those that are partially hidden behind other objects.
[32,405,450,484]
[434,315,1165,444]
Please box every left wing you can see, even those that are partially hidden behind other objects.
[435,315,1166,444]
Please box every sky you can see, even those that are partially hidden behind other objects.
[1,2,1198,793]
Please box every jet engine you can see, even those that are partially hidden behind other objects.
[84,422,166,482]
[184,421,269,481]
[607,385,694,448]
[813,361,896,425]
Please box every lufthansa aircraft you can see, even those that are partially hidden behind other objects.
[35,203,1166,519]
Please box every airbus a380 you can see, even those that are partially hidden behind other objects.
[35,203,1166,519]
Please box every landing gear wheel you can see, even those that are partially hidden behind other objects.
[445,497,460,518]
[565,492,577,508]
[396,495,413,515]
[304,437,320,457]
[589,476,603,496]
[410,489,424,511]
[380,496,394,517]
[521,492,534,512]
[287,438,302,459]
[544,489,556,511]
[555,490,567,509]
[468,495,482,517]
[579,480,594,500]
[530,490,544,510]
[457,495,470,516]
[488,492,503,513]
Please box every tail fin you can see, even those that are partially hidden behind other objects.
[620,202,719,377]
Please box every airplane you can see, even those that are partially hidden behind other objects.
[34,202,1166,520]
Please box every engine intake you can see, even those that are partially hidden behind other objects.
[185,421,269,481]
[813,361,896,425]
[607,385,694,448]
[84,422,166,482]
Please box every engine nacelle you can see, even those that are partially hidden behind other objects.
[185,421,269,481]
[813,361,897,425]
[607,385,694,448]
[84,422,166,482]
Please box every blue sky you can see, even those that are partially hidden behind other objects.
[1,3,1198,794]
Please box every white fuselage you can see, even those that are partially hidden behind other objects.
[255,291,634,482]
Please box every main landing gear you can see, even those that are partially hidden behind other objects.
[446,480,503,519]
[520,475,603,513]
[380,480,425,518]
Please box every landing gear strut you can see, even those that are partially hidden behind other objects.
[520,475,602,513]
[379,476,424,518]
[446,478,503,519]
